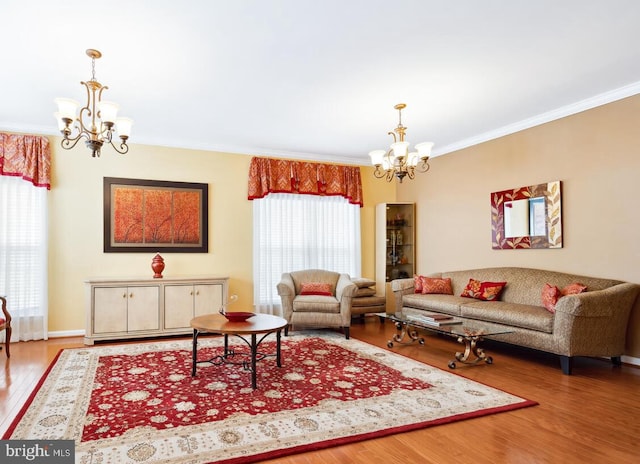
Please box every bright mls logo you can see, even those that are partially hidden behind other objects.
[1,441,74,464]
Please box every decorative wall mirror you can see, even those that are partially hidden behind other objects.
[491,180,562,249]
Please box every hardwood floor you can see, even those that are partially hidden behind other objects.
[1,316,639,463]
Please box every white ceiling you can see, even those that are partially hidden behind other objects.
[2,0,640,165]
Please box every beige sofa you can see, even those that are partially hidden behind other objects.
[392,267,640,374]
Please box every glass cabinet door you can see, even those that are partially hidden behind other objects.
[375,202,416,312]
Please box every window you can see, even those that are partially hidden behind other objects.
[0,175,48,341]
[253,193,361,315]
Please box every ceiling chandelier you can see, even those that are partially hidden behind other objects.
[369,103,433,183]
[54,49,132,158]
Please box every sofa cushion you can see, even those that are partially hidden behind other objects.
[291,270,339,295]
[542,282,588,313]
[351,277,376,288]
[300,282,333,296]
[562,282,588,296]
[401,293,466,316]
[355,287,376,297]
[460,301,554,333]
[351,295,386,307]
[293,295,340,313]
[541,283,561,313]
[421,277,453,295]
[460,279,507,301]
[414,274,424,293]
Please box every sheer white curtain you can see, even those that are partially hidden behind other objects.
[253,193,361,315]
[0,175,48,341]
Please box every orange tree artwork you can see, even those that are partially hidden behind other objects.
[113,188,201,245]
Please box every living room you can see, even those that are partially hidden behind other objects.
[37,92,640,364]
[2,1,640,463]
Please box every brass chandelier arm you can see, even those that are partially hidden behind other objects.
[108,136,130,155]
[416,158,430,173]
[373,157,429,183]
[373,165,388,179]
[60,133,85,151]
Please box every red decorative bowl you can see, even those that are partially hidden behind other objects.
[219,310,255,322]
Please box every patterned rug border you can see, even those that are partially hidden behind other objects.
[4,333,538,463]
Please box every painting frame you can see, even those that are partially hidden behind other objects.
[490,180,562,250]
[104,177,209,253]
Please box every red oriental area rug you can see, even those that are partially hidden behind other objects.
[4,333,537,463]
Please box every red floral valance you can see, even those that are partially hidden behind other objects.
[247,157,363,207]
[0,133,51,189]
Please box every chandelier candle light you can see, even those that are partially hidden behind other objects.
[369,103,433,182]
[54,49,132,157]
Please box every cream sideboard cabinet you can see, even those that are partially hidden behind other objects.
[85,276,229,345]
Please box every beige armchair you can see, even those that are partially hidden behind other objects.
[277,269,357,339]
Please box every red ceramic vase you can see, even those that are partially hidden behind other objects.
[151,253,165,278]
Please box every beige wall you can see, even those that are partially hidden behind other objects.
[47,142,395,333]
[397,94,640,358]
[46,95,640,358]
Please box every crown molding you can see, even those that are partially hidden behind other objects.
[4,80,640,164]
[432,80,640,158]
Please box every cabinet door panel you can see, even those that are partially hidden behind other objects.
[127,286,160,331]
[194,284,223,317]
[376,202,415,312]
[94,287,128,334]
[164,285,195,329]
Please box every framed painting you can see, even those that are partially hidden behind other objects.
[104,177,209,253]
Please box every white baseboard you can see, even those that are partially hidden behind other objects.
[48,329,85,339]
[621,355,640,367]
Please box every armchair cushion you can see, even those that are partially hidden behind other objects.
[300,282,333,296]
[293,295,340,313]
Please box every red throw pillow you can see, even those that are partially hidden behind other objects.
[414,275,424,294]
[541,283,561,313]
[300,282,333,296]
[562,283,587,296]
[421,277,453,295]
[460,278,507,301]
[541,282,587,313]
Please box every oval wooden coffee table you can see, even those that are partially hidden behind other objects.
[190,313,288,389]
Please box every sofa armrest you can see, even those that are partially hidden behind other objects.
[391,278,414,312]
[554,283,640,318]
[391,278,414,293]
[336,274,357,300]
[336,274,357,325]
[552,282,640,357]
[276,273,296,318]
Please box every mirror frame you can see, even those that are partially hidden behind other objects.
[491,180,562,249]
